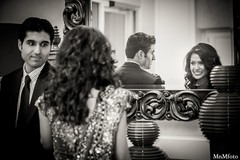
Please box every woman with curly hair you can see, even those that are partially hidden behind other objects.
[35,26,131,160]
[184,43,222,89]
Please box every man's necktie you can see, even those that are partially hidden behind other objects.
[17,75,31,129]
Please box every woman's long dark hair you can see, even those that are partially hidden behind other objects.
[44,26,120,125]
[184,43,222,89]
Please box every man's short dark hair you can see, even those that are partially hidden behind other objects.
[125,32,156,58]
[18,17,54,44]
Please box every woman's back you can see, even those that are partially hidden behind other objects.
[38,86,130,160]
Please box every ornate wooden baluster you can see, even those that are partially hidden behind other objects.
[199,65,240,159]
[126,89,203,160]
[49,26,61,67]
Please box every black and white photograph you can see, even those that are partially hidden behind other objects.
[0,0,239,160]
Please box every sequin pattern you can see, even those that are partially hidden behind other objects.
[37,86,130,160]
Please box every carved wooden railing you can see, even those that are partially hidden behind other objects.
[126,89,210,121]
[125,88,215,160]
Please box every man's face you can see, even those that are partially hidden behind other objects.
[141,45,155,69]
[18,31,51,73]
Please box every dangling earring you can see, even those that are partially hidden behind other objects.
[195,82,200,87]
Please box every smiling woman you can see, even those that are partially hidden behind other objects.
[184,43,222,90]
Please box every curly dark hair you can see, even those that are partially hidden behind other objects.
[184,43,222,89]
[44,26,120,125]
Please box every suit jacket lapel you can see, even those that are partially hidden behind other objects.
[26,62,51,124]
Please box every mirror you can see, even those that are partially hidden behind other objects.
[1,0,235,90]
[92,0,234,90]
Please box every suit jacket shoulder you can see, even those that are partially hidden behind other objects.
[116,62,164,87]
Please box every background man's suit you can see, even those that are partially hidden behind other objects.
[116,62,165,89]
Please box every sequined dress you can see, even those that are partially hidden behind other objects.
[37,86,130,160]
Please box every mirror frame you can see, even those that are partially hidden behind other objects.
[125,87,216,122]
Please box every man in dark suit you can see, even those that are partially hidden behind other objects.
[116,32,165,89]
[0,17,54,160]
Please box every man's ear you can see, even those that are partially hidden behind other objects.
[18,39,22,51]
[137,50,145,59]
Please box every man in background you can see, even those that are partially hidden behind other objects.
[116,32,165,89]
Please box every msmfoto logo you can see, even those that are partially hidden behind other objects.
[213,154,238,159]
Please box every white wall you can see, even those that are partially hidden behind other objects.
[154,0,196,90]
[155,120,210,160]
[137,0,155,35]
